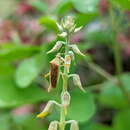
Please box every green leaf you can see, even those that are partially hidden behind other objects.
[89,124,112,130]
[15,53,47,88]
[82,123,113,130]
[54,0,73,16]
[0,44,40,62]
[13,114,47,130]
[75,13,97,27]
[99,73,130,108]
[71,0,100,13]
[0,76,51,108]
[84,20,114,44]
[67,89,96,122]
[110,0,130,10]
[0,112,11,130]
[0,63,14,76]
[113,110,130,130]
[31,1,48,12]
[85,29,114,44]
[39,17,59,33]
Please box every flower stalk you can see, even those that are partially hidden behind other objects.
[37,16,84,130]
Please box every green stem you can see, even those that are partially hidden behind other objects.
[60,107,65,130]
[114,40,130,104]
[109,4,130,104]
[59,34,69,130]
[59,73,68,130]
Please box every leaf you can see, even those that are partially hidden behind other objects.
[113,110,130,130]
[31,1,48,12]
[81,123,113,130]
[110,0,130,10]
[54,0,73,16]
[84,20,114,44]
[12,114,46,130]
[15,53,47,88]
[0,76,51,108]
[75,13,97,27]
[0,44,40,62]
[67,89,96,122]
[88,124,112,130]
[39,17,59,33]
[0,63,14,76]
[71,0,100,13]
[0,112,11,130]
[99,73,130,108]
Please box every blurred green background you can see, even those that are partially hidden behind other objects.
[1,0,130,130]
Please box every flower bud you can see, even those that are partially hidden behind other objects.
[70,121,79,130]
[37,101,54,118]
[74,26,83,33]
[69,45,85,56]
[48,121,59,130]
[47,41,63,54]
[61,91,71,107]
[72,74,86,93]
[56,22,63,31]
[68,51,75,61]
[61,16,76,33]
[69,24,76,34]
[48,55,60,92]
[58,32,67,37]
[62,16,75,29]
[65,55,71,73]
[61,91,71,115]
